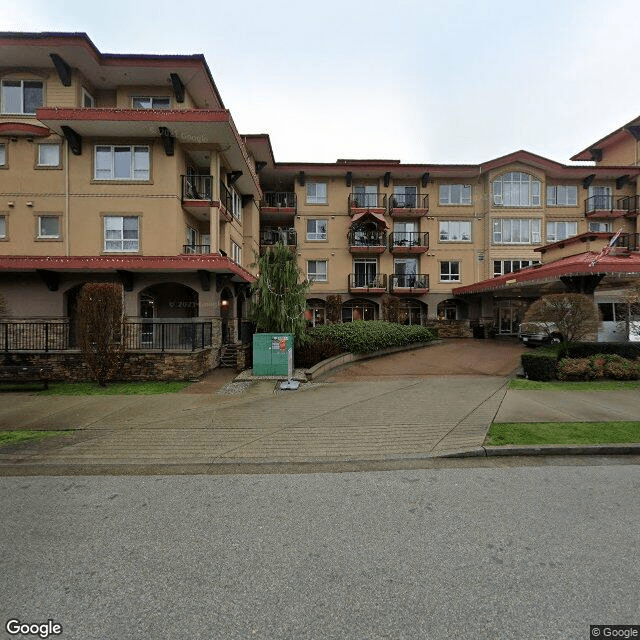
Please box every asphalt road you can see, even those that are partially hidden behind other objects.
[1,462,639,640]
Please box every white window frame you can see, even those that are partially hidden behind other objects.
[440,261,460,282]
[94,146,150,181]
[37,143,61,167]
[492,219,541,244]
[492,172,541,207]
[493,259,540,278]
[131,96,171,109]
[307,260,327,282]
[0,215,6,239]
[104,216,140,252]
[588,221,613,233]
[82,88,95,107]
[1,79,43,114]
[546,185,578,207]
[306,182,328,205]
[439,220,471,242]
[439,184,472,205]
[306,219,327,241]
[231,188,242,221]
[231,242,241,264]
[546,221,578,243]
[37,215,60,239]
[0,143,6,166]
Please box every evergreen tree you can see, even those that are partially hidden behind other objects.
[250,242,311,344]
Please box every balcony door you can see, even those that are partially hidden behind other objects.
[354,259,377,287]
[588,186,612,211]
[393,185,417,208]
[353,185,378,208]
[394,258,417,287]
[394,221,417,245]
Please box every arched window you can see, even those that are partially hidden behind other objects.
[492,172,541,207]
[306,298,326,327]
[342,299,377,322]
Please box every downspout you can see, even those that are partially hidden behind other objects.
[64,138,70,256]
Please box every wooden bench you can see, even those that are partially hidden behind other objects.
[0,365,51,390]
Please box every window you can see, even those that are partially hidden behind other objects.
[0,216,6,238]
[306,301,326,327]
[307,260,327,282]
[95,146,150,181]
[353,259,378,287]
[352,185,378,208]
[306,182,327,204]
[493,259,539,277]
[306,219,327,240]
[546,221,578,242]
[104,216,139,252]
[439,220,471,242]
[440,261,460,282]
[342,300,375,322]
[589,221,613,233]
[231,242,241,264]
[1,80,43,114]
[492,172,541,207]
[0,143,5,166]
[37,144,60,167]
[132,96,171,109]
[546,185,577,206]
[82,89,95,107]
[439,184,471,205]
[231,188,242,221]
[492,219,541,244]
[392,185,418,208]
[37,216,60,239]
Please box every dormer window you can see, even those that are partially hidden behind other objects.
[492,172,541,207]
[1,80,43,114]
[132,96,171,109]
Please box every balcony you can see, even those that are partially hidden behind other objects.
[585,195,629,218]
[390,274,429,294]
[617,195,640,217]
[615,232,640,252]
[181,175,213,217]
[183,244,211,255]
[261,192,297,223]
[349,192,387,214]
[348,273,387,294]
[389,194,429,217]
[347,230,387,254]
[259,227,297,254]
[388,232,429,254]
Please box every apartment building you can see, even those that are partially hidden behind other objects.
[1,31,639,378]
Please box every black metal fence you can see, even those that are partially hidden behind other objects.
[181,175,213,201]
[263,192,296,209]
[347,230,387,247]
[0,320,214,353]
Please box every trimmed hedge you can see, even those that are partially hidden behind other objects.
[557,354,640,381]
[294,321,437,367]
[521,347,560,381]
[559,342,640,360]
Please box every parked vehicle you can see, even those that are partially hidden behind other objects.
[518,322,564,346]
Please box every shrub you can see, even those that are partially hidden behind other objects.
[294,335,343,368]
[603,354,640,380]
[557,358,592,381]
[556,353,640,381]
[561,342,640,360]
[325,295,342,324]
[521,348,559,381]
[523,293,599,342]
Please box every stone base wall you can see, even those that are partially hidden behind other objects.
[236,344,252,372]
[0,349,216,382]
[424,320,474,338]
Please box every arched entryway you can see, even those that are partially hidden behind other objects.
[399,298,428,325]
[138,283,198,319]
[342,298,378,322]
[437,298,468,321]
[220,287,234,345]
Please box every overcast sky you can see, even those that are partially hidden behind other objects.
[3,0,640,165]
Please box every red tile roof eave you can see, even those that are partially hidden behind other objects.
[36,107,232,123]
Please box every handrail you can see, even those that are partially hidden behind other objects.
[388,232,429,248]
[348,273,388,289]
[390,273,430,290]
[181,174,213,201]
[263,192,297,209]
[260,228,297,246]
[389,194,429,210]
[349,192,387,210]
[347,230,387,247]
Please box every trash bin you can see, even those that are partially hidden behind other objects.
[472,323,485,339]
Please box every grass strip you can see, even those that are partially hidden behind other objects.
[0,381,191,395]
[509,378,640,391]
[486,421,640,446]
[0,430,74,448]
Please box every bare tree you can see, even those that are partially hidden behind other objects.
[523,293,599,343]
[622,280,640,339]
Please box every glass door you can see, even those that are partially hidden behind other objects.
[394,258,418,288]
[393,185,417,208]
[353,259,377,287]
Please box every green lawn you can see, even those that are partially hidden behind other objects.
[509,378,640,391]
[0,381,191,395]
[0,430,74,448]
[486,421,640,446]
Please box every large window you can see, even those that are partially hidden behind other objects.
[342,300,376,322]
[37,144,60,167]
[439,184,471,205]
[0,143,5,167]
[589,221,612,233]
[306,182,327,204]
[439,220,471,242]
[492,172,541,207]
[440,261,460,282]
[231,188,242,221]
[95,146,150,181]
[546,221,578,242]
[493,259,539,277]
[492,218,541,244]
[307,260,327,282]
[132,96,171,109]
[1,80,43,114]
[547,185,578,206]
[104,216,139,252]
[231,242,241,264]
[306,219,327,240]
[0,216,6,239]
[37,215,60,239]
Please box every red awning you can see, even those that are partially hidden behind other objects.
[350,211,389,229]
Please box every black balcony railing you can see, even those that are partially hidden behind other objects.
[390,274,430,290]
[349,192,387,210]
[584,194,629,214]
[347,230,387,247]
[616,233,640,252]
[389,194,429,210]
[617,195,640,215]
[219,179,233,213]
[260,228,297,246]
[182,175,213,201]
[263,192,296,209]
[0,320,213,353]
[348,273,388,289]
[388,232,429,248]
[183,245,211,254]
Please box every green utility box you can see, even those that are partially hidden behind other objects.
[252,333,294,376]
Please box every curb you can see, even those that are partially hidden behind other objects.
[481,443,640,457]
